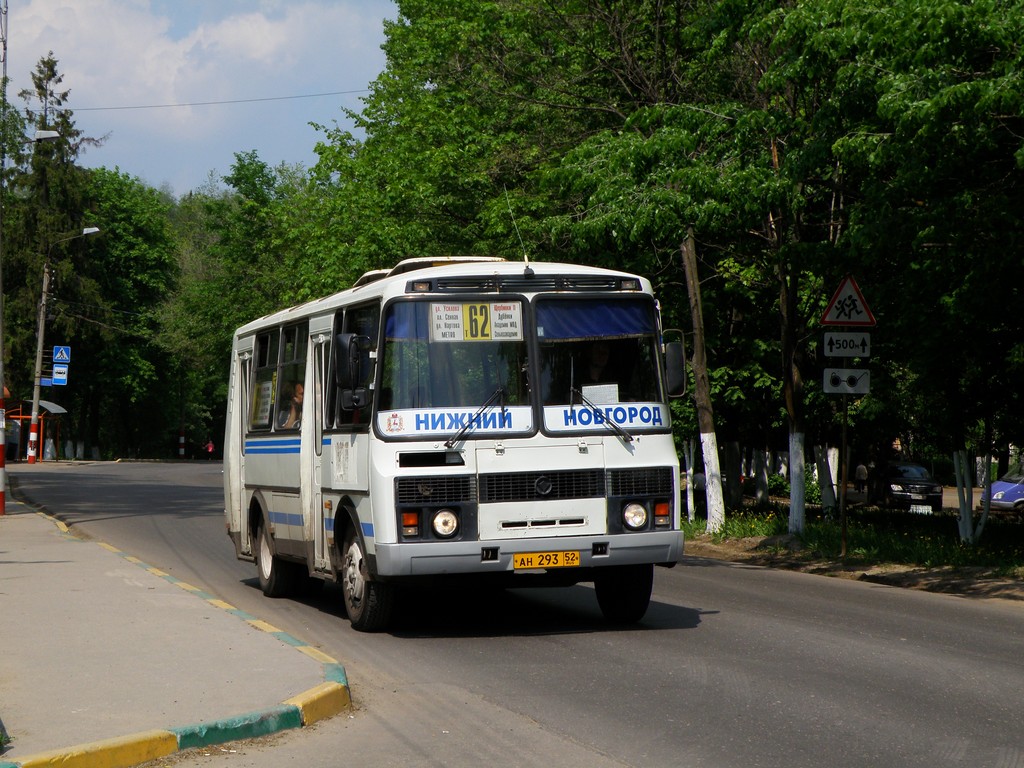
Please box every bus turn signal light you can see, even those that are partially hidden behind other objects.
[402,511,419,537]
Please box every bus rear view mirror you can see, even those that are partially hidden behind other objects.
[334,333,370,410]
[665,340,687,397]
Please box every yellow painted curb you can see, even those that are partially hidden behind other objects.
[16,729,177,768]
[284,682,350,725]
[295,645,337,664]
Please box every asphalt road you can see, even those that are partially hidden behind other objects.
[8,461,1024,768]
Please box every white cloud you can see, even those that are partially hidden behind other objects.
[7,0,394,194]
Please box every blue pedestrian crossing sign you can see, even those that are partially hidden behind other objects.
[53,345,71,363]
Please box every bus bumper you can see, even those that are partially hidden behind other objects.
[373,531,684,578]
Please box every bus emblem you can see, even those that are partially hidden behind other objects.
[386,412,405,433]
[535,476,553,497]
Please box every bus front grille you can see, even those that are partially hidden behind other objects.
[608,467,675,496]
[479,469,605,503]
[395,476,477,504]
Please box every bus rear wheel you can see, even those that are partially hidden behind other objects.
[255,519,298,597]
[593,564,654,624]
[341,529,395,632]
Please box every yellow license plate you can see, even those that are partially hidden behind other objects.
[512,550,580,569]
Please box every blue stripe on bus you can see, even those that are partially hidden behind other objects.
[268,510,304,527]
[266,510,368,535]
[245,438,301,454]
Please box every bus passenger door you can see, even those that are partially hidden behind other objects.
[225,347,252,554]
[304,334,330,572]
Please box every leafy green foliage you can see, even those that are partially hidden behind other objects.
[5,1,1024,489]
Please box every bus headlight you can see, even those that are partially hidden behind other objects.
[622,503,648,530]
[432,509,459,538]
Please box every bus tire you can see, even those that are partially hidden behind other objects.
[255,519,298,597]
[342,528,394,632]
[594,563,653,624]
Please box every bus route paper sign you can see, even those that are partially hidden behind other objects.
[821,276,876,327]
[430,301,524,342]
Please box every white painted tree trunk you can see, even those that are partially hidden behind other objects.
[753,449,769,505]
[814,445,837,510]
[702,431,726,533]
[828,446,840,502]
[788,431,806,533]
[955,449,989,545]
[683,439,696,523]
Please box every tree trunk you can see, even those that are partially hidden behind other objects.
[780,249,807,532]
[955,449,989,545]
[682,229,725,532]
[753,449,769,506]
[789,432,806,533]
[722,441,743,508]
[683,439,696,522]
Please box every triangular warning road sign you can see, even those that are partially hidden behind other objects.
[821,276,876,327]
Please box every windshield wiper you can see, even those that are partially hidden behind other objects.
[444,386,507,448]
[571,387,634,443]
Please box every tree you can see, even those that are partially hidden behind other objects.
[1,55,177,458]
[766,0,1024,541]
[68,167,176,457]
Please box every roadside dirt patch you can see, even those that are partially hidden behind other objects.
[685,534,1024,602]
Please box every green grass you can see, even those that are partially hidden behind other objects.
[682,508,789,542]
[682,507,1024,576]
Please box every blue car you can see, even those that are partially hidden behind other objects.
[982,466,1024,512]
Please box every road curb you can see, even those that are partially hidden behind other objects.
[0,509,352,768]
[0,676,347,768]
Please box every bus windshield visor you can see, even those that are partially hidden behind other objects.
[379,300,529,414]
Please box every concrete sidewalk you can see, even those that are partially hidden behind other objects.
[0,497,349,768]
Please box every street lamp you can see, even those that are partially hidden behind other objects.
[26,226,100,464]
[0,127,65,505]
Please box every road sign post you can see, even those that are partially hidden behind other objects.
[821,276,876,559]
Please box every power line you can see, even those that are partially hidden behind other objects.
[55,88,370,113]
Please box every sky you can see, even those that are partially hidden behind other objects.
[5,0,397,197]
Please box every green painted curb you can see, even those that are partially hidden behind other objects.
[171,704,303,750]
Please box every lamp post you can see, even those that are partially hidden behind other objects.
[26,226,99,464]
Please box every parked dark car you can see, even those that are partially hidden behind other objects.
[881,462,943,512]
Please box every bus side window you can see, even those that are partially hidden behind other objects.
[276,323,308,431]
[249,331,279,431]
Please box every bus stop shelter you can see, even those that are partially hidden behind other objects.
[5,400,66,461]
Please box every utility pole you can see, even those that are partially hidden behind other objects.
[27,227,99,462]
[682,228,725,533]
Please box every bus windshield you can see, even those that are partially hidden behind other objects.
[536,297,663,406]
[379,299,529,411]
[376,295,667,439]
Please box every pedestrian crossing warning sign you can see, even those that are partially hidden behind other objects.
[821,276,876,327]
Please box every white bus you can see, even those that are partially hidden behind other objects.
[224,257,687,631]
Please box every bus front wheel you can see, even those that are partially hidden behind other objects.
[593,564,654,624]
[255,519,298,597]
[341,529,395,632]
